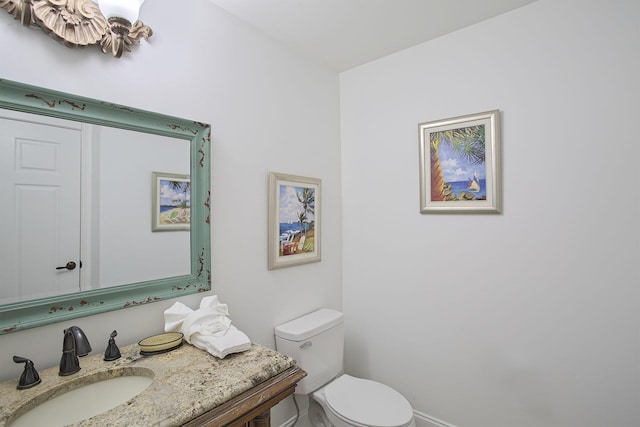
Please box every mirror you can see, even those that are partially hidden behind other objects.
[0,78,211,334]
[1,116,192,302]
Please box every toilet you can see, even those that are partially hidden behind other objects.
[275,308,416,427]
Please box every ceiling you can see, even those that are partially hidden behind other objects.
[207,0,538,72]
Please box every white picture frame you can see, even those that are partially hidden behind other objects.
[268,172,321,270]
[419,110,501,213]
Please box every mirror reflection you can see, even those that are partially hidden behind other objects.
[0,110,191,305]
[0,78,211,334]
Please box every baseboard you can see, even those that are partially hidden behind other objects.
[279,408,456,427]
[414,410,458,427]
[280,407,309,427]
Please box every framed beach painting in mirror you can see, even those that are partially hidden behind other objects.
[419,110,501,214]
[152,172,191,231]
[268,172,321,270]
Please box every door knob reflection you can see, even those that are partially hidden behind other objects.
[55,262,77,271]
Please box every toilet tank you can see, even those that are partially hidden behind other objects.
[275,308,344,395]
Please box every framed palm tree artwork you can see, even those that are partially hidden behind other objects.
[268,172,321,270]
[152,172,191,231]
[419,110,501,213]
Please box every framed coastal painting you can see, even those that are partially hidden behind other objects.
[419,110,501,213]
[152,172,191,231]
[268,172,321,270]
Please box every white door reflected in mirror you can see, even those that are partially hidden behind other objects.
[0,117,82,305]
[0,110,191,305]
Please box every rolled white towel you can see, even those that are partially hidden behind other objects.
[164,301,193,333]
[163,295,251,358]
[182,310,231,339]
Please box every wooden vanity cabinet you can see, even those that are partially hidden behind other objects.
[182,366,306,427]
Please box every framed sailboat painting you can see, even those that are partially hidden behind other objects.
[268,172,321,270]
[418,110,502,214]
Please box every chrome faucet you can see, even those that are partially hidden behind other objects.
[59,326,92,376]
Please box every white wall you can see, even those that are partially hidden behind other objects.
[98,128,190,287]
[0,0,342,424]
[340,1,639,427]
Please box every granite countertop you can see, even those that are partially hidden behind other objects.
[0,342,296,427]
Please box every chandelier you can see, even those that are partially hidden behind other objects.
[0,0,152,58]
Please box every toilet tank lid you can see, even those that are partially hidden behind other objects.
[275,308,344,341]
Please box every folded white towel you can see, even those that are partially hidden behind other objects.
[191,326,252,359]
[164,295,251,358]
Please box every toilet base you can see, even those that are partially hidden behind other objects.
[308,398,332,427]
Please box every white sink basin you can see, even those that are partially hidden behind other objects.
[8,370,154,427]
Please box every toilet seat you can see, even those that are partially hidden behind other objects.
[323,375,413,427]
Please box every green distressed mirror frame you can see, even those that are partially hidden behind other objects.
[0,78,211,334]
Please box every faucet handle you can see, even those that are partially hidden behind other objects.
[104,330,122,361]
[13,356,42,389]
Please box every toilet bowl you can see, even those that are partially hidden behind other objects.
[311,374,416,427]
[274,308,416,427]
